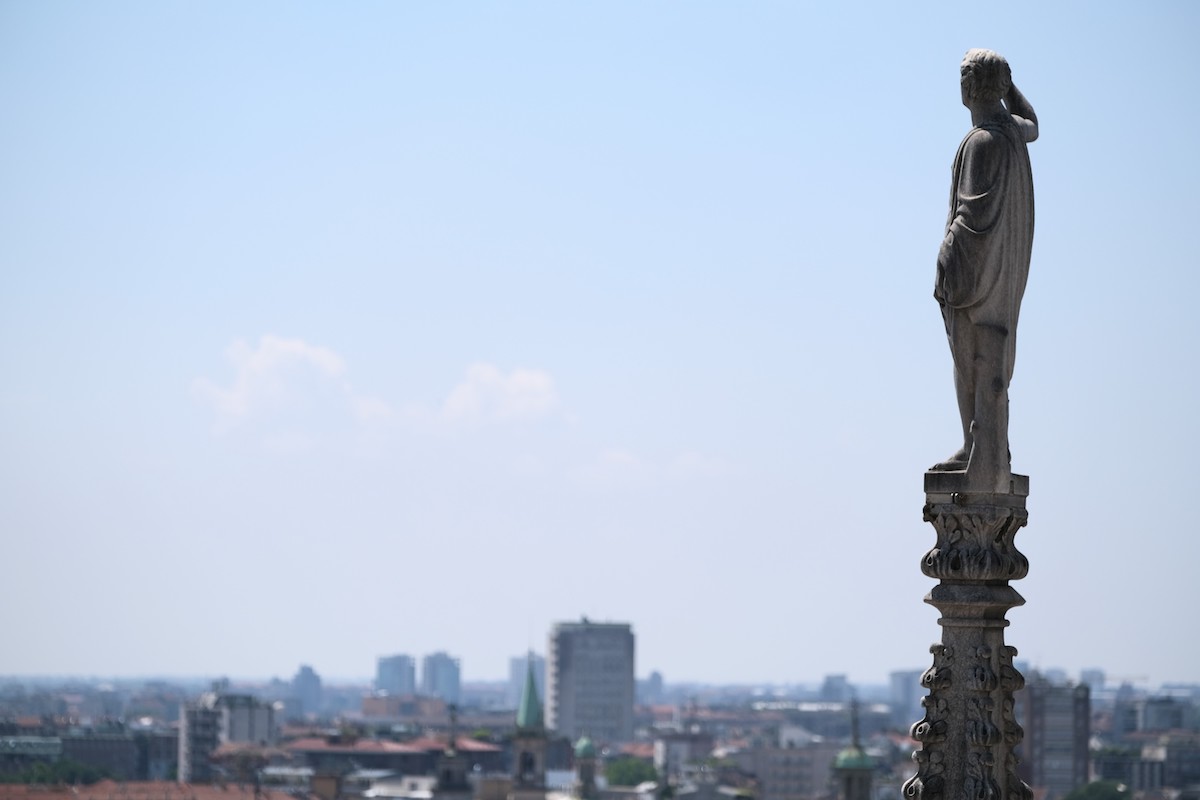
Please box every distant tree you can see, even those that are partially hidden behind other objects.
[1062,781,1131,800]
[0,758,111,785]
[605,758,658,787]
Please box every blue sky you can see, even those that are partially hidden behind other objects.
[2,2,1197,687]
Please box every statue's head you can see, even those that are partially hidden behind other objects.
[960,49,1011,106]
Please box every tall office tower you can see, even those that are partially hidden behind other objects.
[508,653,545,708]
[292,664,322,717]
[422,651,462,704]
[377,654,417,695]
[545,618,634,743]
[889,669,924,730]
[1015,675,1091,800]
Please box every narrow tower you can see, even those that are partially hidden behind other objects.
[834,699,874,800]
[510,655,548,800]
[435,704,471,799]
[574,735,598,800]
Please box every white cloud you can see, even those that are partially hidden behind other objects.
[194,335,390,433]
[439,363,559,424]
[196,344,558,444]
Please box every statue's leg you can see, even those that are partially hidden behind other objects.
[966,323,1011,492]
[954,361,974,459]
[939,307,975,467]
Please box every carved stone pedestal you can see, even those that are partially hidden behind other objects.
[903,472,1034,800]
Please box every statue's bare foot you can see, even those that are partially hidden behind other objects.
[930,446,970,472]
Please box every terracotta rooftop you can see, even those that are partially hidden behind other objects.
[402,737,501,753]
[211,742,291,759]
[616,742,655,759]
[284,737,424,755]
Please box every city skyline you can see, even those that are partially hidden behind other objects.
[2,3,1198,688]
[0,653,1179,693]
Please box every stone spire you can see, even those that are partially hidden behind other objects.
[510,653,547,800]
[904,472,1033,800]
[516,654,544,732]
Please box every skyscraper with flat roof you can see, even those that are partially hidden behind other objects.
[545,618,634,743]
[1015,674,1090,800]
[377,654,417,695]
[292,665,322,716]
[422,651,461,704]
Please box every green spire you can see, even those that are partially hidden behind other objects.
[516,655,544,731]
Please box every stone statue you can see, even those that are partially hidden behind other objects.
[931,49,1037,492]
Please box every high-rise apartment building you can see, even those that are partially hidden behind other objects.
[421,651,461,705]
[178,702,219,783]
[545,618,634,743]
[377,654,417,695]
[292,665,322,717]
[1015,675,1090,800]
[177,690,276,783]
[889,669,924,730]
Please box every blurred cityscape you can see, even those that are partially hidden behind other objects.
[2,618,1197,800]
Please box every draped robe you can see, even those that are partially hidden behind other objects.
[936,117,1035,385]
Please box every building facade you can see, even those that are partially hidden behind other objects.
[889,669,924,731]
[178,691,277,783]
[292,665,322,717]
[545,619,634,743]
[738,740,845,800]
[178,703,219,783]
[378,654,418,696]
[1015,676,1090,800]
[422,652,462,705]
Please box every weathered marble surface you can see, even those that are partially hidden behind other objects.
[931,49,1038,494]
[906,474,1033,800]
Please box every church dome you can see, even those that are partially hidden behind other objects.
[574,735,596,758]
[835,745,874,770]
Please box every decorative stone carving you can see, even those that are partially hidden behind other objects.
[967,697,1000,746]
[1004,753,1033,800]
[921,506,1029,581]
[998,646,1025,693]
[964,751,1000,800]
[909,481,1033,800]
[904,749,945,800]
[912,695,950,744]
[971,646,998,692]
[921,645,954,691]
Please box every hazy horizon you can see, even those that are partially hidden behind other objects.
[3,3,1197,688]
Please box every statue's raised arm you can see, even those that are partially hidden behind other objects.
[931,49,1036,494]
[1005,82,1038,142]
